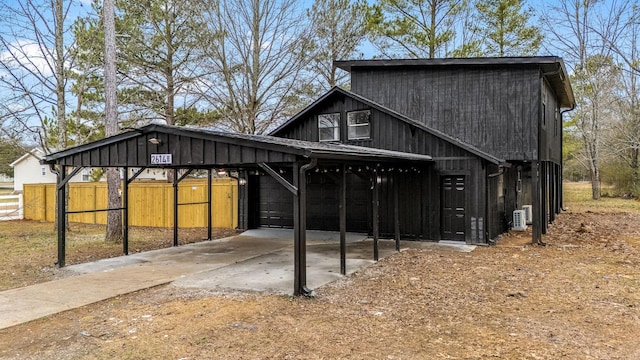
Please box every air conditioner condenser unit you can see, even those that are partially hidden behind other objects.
[512,210,527,231]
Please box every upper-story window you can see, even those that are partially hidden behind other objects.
[318,113,340,142]
[347,110,370,140]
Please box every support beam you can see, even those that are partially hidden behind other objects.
[173,169,179,247]
[372,172,380,261]
[258,163,298,195]
[56,166,67,267]
[531,161,544,245]
[293,159,316,296]
[542,162,548,234]
[393,173,400,252]
[207,169,212,240]
[339,164,346,275]
[123,167,129,255]
[122,167,146,255]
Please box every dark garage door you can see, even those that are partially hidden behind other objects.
[250,172,369,232]
[249,174,294,228]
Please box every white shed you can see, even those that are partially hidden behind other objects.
[9,149,88,192]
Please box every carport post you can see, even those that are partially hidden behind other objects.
[373,172,380,261]
[173,168,179,246]
[123,167,129,255]
[207,169,212,240]
[339,163,346,275]
[56,165,67,267]
[293,159,316,296]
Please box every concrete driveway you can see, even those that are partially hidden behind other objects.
[0,229,475,330]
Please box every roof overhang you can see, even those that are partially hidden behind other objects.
[335,56,576,109]
[42,124,432,169]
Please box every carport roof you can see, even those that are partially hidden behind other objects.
[42,123,432,168]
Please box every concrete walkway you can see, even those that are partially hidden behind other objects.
[0,229,475,330]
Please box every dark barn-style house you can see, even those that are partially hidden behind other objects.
[43,57,574,295]
[268,57,574,244]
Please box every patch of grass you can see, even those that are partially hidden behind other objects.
[563,181,640,213]
[0,220,236,291]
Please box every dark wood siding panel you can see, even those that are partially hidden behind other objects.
[541,79,561,163]
[351,66,540,160]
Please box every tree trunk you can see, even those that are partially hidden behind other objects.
[104,0,122,242]
[590,163,601,200]
[105,168,123,243]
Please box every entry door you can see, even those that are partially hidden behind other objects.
[441,175,466,241]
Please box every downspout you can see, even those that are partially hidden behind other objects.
[296,157,317,296]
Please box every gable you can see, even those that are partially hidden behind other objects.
[273,88,503,165]
[10,148,44,168]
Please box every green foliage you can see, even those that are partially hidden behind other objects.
[0,140,24,177]
[473,0,542,56]
[72,0,210,127]
[364,0,465,58]
[174,108,223,127]
[600,158,640,197]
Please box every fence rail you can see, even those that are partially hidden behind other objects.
[23,179,238,228]
[0,194,23,220]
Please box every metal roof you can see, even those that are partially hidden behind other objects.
[334,56,575,109]
[42,124,432,168]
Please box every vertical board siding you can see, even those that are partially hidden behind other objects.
[350,66,541,161]
[275,92,476,159]
[23,179,238,228]
[59,133,298,168]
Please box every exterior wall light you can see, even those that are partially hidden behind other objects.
[148,138,161,145]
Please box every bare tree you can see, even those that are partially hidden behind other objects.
[200,0,314,134]
[540,0,622,199]
[0,0,75,151]
[571,55,622,199]
[597,2,640,194]
[0,0,77,231]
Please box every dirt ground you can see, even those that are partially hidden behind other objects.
[0,210,639,359]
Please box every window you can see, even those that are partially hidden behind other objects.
[347,110,370,140]
[318,113,340,142]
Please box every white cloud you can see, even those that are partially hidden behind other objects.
[0,40,54,77]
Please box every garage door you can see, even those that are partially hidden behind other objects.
[250,172,369,233]
[250,174,293,228]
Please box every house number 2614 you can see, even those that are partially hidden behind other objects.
[151,154,172,165]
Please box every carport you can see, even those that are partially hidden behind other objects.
[42,124,432,295]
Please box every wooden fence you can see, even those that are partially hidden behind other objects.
[23,179,238,228]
